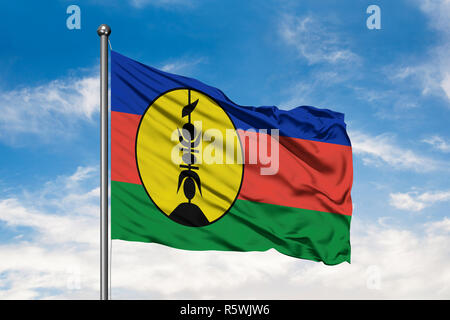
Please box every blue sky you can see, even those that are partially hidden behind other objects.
[0,0,449,299]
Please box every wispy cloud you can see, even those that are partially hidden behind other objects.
[0,71,99,144]
[279,15,359,65]
[390,190,450,212]
[0,166,99,299]
[279,69,354,109]
[386,61,450,103]
[425,217,450,234]
[418,0,450,35]
[350,131,443,172]
[159,57,206,75]
[385,0,450,103]
[0,166,449,299]
[422,135,450,153]
[441,73,450,100]
[0,166,99,245]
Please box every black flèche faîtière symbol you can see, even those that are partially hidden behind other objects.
[169,90,210,227]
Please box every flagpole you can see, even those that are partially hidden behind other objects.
[97,23,111,301]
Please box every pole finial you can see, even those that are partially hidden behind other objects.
[97,24,111,37]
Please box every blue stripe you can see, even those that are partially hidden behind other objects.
[111,51,351,146]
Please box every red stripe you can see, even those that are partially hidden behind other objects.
[111,111,141,185]
[111,111,353,216]
[237,130,352,216]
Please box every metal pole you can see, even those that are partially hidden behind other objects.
[97,24,111,301]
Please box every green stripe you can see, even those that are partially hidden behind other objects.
[111,181,351,265]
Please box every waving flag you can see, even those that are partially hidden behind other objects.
[110,51,353,265]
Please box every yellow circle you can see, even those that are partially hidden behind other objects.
[136,89,243,227]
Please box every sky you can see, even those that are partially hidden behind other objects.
[0,0,449,299]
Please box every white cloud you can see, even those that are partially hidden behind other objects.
[68,166,97,183]
[279,70,354,109]
[422,135,450,153]
[350,130,442,172]
[387,0,450,103]
[389,193,426,211]
[390,190,450,212]
[441,73,450,100]
[0,166,99,246]
[160,57,206,74]
[387,61,449,103]
[285,218,450,299]
[419,191,450,203]
[280,15,359,65]
[417,0,450,34]
[0,73,99,143]
[0,166,100,299]
[0,166,450,299]
[426,217,450,234]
